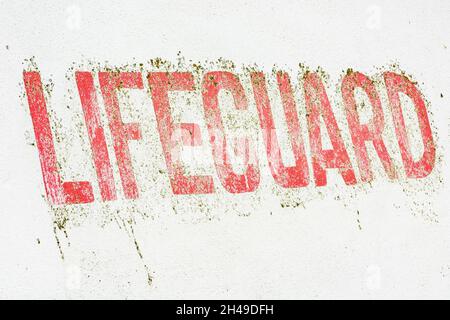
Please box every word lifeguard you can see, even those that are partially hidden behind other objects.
[23,68,435,205]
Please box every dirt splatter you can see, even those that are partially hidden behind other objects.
[19,55,444,286]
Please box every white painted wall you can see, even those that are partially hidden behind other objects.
[0,0,449,299]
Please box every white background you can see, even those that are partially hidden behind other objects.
[0,0,449,299]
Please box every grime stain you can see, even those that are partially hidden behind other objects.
[19,55,444,288]
[356,210,362,231]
